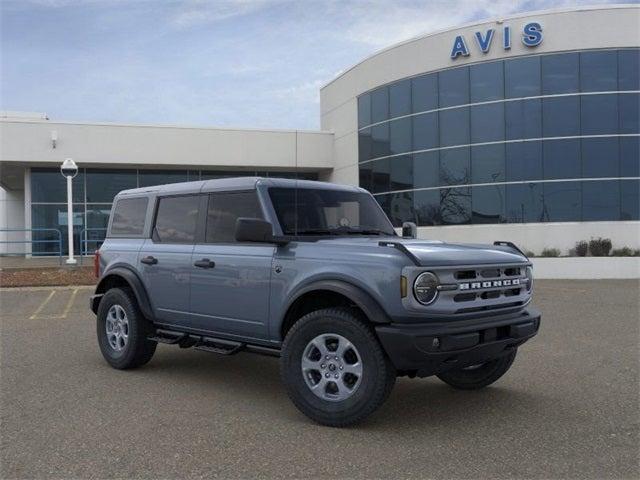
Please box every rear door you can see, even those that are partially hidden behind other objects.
[139,194,202,326]
[189,190,274,340]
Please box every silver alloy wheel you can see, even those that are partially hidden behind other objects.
[105,304,129,352]
[301,333,363,402]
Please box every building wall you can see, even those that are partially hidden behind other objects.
[0,186,25,254]
[320,5,640,248]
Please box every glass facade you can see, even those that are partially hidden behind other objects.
[357,48,640,227]
[30,168,318,254]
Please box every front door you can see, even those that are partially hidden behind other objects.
[139,194,201,326]
[188,191,274,340]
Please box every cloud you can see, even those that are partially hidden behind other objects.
[170,0,283,29]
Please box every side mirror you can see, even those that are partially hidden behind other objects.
[402,222,417,239]
[235,218,288,245]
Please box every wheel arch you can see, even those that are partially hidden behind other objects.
[93,266,154,320]
[280,280,391,340]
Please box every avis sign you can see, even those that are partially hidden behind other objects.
[450,22,543,59]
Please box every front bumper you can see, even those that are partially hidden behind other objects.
[376,308,541,377]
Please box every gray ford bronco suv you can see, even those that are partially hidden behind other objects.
[91,177,541,426]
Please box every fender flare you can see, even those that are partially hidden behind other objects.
[93,266,154,320]
[283,279,391,327]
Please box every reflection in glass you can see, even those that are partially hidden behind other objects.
[371,123,390,158]
[440,148,470,186]
[390,155,413,191]
[582,137,619,178]
[542,182,581,222]
[472,185,505,224]
[440,187,471,225]
[583,181,620,221]
[542,52,579,94]
[358,94,371,128]
[470,61,504,102]
[372,158,390,194]
[414,189,441,226]
[412,112,438,151]
[621,180,640,220]
[620,137,640,177]
[371,87,389,123]
[505,99,542,140]
[471,144,505,184]
[358,128,372,162]
[31,168,85,203]
[86,169,137,203]
[413,152,440,189]
[389,117,412,155]
[138,170,189,187]
[390,79,411,118]
[618,49,640,91]
[388,191,415,227]
[581,94,618,135]
[31,204,85,255]
[506,183,543,223]
[580,51,617,92]
[619,93,639,134]
[359,162,372,192]
[439,108,469,147]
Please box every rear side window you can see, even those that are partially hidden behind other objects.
[154,195,200,244]
[206,191,263,243]
[110,197,148,236]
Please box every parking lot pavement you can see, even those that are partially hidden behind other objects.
[1,281,638,479]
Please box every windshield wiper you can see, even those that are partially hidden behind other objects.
[291,229,337,236]
[335,227,391,236]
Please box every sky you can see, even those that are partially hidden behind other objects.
[0,0,632,130]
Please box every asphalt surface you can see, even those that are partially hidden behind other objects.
[1,280,638,479]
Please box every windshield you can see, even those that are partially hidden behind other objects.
[268,187,396,236]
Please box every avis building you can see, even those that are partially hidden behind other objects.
[1,5,638,258]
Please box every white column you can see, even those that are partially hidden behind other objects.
[65,175,77,265]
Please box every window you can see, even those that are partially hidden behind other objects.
[439,108,469,147]
[620,137,640,177]
[389,79,411,118]
[472,185,505,224]
[505,56,541,98]
[619,93,639,134]
[371,123,390,158]
[580,51,617,92]
[370,87,389,123]
[358,94,371,128]
[154,195,200,243]
[31,168,85,203]
[138,170,189,187]
[581,94,618,135]
[110,197,148,236]
[206,191,263,243]
[359,163,373,192]
[440,147,470,186]
[505,183,543,223]
[439,67,469,108]
[621,180,640,220]
[414,189,441,225]
[372,158,391,193]
[411,73,438,113]
[389,117,412,155]
[618,49,640,91]
[388,191,415,227]
[471,144,505,184]
[413,151,440,189]
[31,204,84,255]
[543,182,581,222]
[582,137,619,178]
[390,155,413,191]
[358,128,372,162]
[506,142,543,182]
[86,169,137,203]
[440,187,471,225]
[542,52,579,94]
[542,96,580,137]
[543,139,581,180]
[471,103,505,143]
[583,181,620,221]
[412,112,438,151]
[505,99,542,140]
[470,61,504,102]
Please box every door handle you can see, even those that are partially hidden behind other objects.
[194,258,215,269]
[141,256,158,265]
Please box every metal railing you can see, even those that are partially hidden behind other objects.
[79,228,107,264]
[0,228,64,264]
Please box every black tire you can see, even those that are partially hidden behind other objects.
[436,349,517,390]
[96,287,157,370]
[280,307,396,427]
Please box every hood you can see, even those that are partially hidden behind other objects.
[310,236,527,266]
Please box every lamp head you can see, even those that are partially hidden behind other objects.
[60,158,78,178]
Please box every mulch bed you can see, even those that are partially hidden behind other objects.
[0,267,97,288]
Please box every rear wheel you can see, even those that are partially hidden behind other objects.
[281,307,396,427]
[436,349,517,390]
[97,287,156,369]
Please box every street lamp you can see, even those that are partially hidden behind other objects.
[60,158,78,265]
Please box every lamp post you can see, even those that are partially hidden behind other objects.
[60,158,78,265]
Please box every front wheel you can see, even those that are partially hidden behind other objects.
[280,308,396,427]
[436,349,517,390]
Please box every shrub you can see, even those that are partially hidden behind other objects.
[611,247,635,257]
[634,249,640,257]
[525,250,536,258]
[540,248,561,257]
[589,237,612,257]
[574,241,588,257]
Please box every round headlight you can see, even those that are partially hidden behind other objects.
[525,266,534,292]
[414,272,439,305]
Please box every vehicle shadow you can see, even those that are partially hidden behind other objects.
[127,346,551,430]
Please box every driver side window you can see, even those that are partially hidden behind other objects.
[205,191,263,243]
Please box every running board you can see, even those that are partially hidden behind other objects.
[194,336,244,355]
[147,329,280,357]
[148,329,188,345]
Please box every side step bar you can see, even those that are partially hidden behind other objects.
[147,329,280,357]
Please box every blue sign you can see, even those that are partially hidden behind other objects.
[451,22,543,59]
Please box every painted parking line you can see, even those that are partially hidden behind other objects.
[29,288,80,320]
